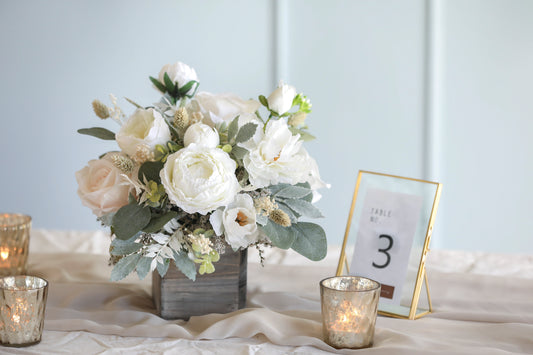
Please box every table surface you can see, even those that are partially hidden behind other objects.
[3,229,533,354]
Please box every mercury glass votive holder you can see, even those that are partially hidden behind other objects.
[0,214,31,277]
[0,276,48,347]
[320,276,381,349]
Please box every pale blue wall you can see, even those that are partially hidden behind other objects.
[437,0,533,251]
[0,0,532,253]
[0,0,274,231]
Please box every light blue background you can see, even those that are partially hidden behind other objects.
[1,0,532,253]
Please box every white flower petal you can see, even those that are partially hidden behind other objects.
[161,145,240,214]
[116,108,171,157]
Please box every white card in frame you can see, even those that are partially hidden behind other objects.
[336,170,442,320]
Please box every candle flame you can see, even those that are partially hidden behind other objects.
[0,248,9,261]
[331,300,362,331]
[12,314,20,324]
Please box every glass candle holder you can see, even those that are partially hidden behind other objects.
[320,276,381,349]
[0,276,48,347]
[0,214,31,277]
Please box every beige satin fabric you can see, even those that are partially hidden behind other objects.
[22,230,533,354]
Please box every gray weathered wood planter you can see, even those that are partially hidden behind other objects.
[152,249,247,320]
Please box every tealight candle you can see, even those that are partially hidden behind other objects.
[320,276,380,349]
[0,214,31,276]
[0,276,48,347]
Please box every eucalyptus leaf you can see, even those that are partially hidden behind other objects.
[256,214,268,226]
[156,258,170,277]
[290,222,327,261]
[138,161,164,183]
[235,122,257,143]
[218,121,228,133]
[110,235,142,256]
[77,127,115,140]
[267,183,292,195]
[296,182,311,189]
[112,204,151,240]
[295,182,313,202]
[143,211,178,233]
[273,185,312,199]
[283,198,324,218]
[231,146,248,160]
[135,257,152,280]
[150,76,166,93]
[227,116,239,141]
[110,253,140,281]
[174,251,197,281]
[260,220,295,249]
[276,202,299,222]
[302,192,313,203]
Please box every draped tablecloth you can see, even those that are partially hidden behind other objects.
[4,229,533,354]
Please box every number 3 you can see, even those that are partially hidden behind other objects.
[372,234,393,269]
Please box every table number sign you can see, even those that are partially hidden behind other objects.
[336,171,442,320]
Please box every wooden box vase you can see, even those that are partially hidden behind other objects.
[152,249,247,320]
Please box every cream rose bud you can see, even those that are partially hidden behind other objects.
[267,82,297,115]
[116,108,171,157]
[183,122,219,148]
[209,194,260,249]
[160,144,240,215]
[190,92,260,126]
[75,154,132,217]
[158,61,198,94]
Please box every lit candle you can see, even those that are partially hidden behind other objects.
[0,247,10,266]
[0,214,31,276]
[0,276,48,347]
[320,276,380,349]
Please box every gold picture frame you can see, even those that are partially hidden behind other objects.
[336,171,442,320]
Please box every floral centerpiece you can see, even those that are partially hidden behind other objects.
[76,61,328,282]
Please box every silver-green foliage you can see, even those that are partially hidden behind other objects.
[260,182,327,261]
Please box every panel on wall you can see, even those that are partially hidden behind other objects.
[286,0,427,246]
[438,0,533,252]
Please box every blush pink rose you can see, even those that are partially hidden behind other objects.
[75,154,132,217]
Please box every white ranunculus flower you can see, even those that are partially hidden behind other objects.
[267,82,296,115]
[243,118,311,188]
[160,144,240,215]
[75,153,132,217]
[116,108,171,157]
[209,194,260,249]
[158,61,198,94]
[183,122,219,148]
[190,92,260,126]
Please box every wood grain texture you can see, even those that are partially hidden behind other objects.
[153,249,247,320]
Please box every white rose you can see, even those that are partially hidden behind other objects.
[75,153,132,217]
[160,144,240,215]
[190,92,260,126]
[209,194,260,249]
[243,118,310,188]
[183,122,219,148]
[267,82,296,115]
[116,108,171,157]
[158,61,198,94]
